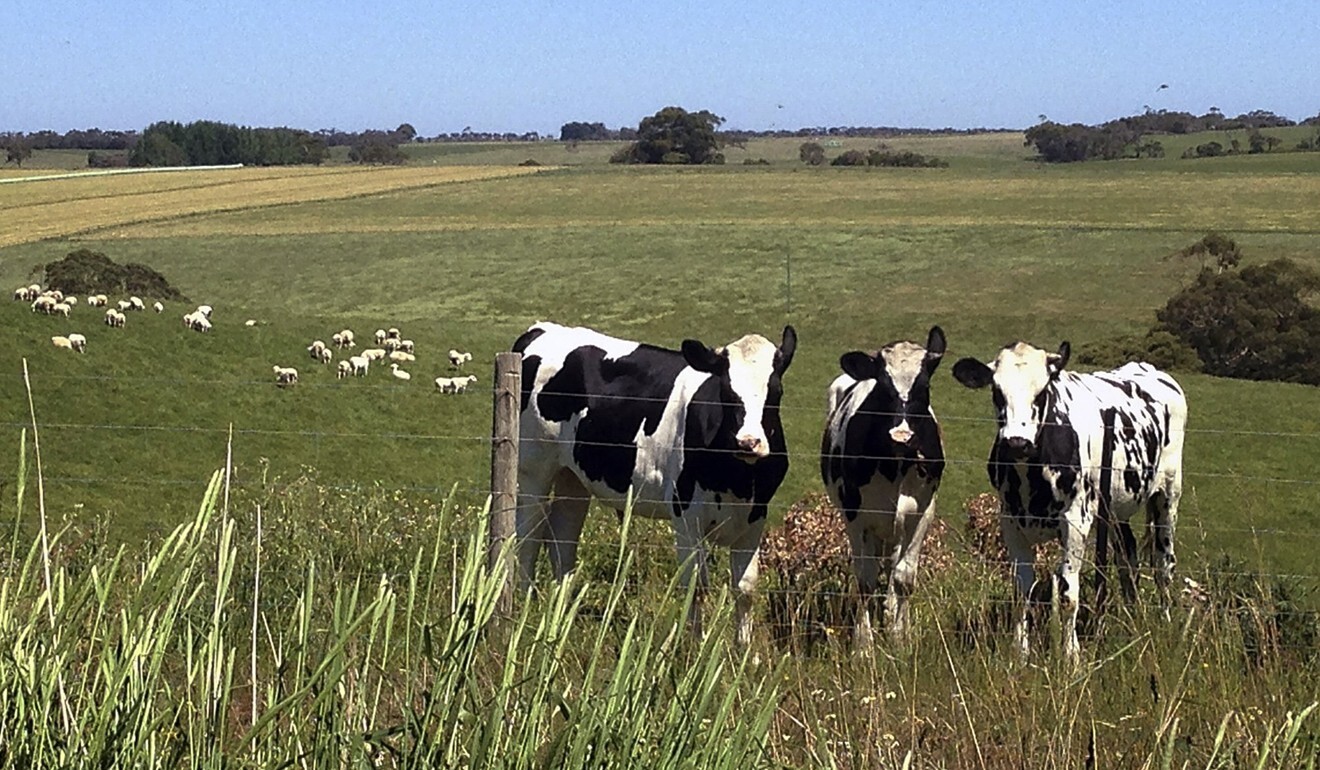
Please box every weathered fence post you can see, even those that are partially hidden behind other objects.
[489,352,521,614]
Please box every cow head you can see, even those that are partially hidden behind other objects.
[839,325,946,450]
[952,340,1070,455]
[682,325,796,461]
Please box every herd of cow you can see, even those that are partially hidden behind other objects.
[511,321,1187,661]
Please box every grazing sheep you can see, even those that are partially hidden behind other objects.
[153,301,164,313]
[128,296,145,311]
[448,349,473,369]
[44,290,64,302]
[51,335,74,351]
[87,294,107,307]
[399,339,415,354]
[383,338,402,353]
[183,311,211,332]
[334,329,355,348]
[388,351,415,364]
[434,374,478,394]
[245,319,257,327]
[386,327,401,340]
[374,329,387,345]
[337,359,353,379]
[273,365,299,386]
[52,302,71,317]
[308,340,328,360]
[104,309,126,327]
[13,287,30,302]
[361,348,387,361]
[389,363,411,381]
[117,300,133,312]
[317,346,333,364]
[68,333,87,353]
[31,296,56,314]
[197,305,213,318]
[65,296,78,306]
[349,355,369,377]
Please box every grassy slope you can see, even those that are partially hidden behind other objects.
[1,138,1319,580]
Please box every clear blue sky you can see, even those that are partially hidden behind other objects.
[8,0,1318,135]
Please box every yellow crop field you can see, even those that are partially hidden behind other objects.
[0,164,551,247]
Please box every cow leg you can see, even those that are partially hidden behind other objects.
[888,489,937,643]
[546,470,591,580]
[673,516,710,639]
[845,521,882,652]
[1001,519,1038,660]
[1114,520,1139,604]
[515,466,556,592]
[1057,507,1093,667]
[1148,487,1179,613]
[728,520,766,647]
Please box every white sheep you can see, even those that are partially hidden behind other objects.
[334,329,355,349]
[128,296,145,311]
[382,338,402,353]
[447,349,473,369]
[182,311,211,332]
[336,359,353,379]
[197,304,213,318]
[44,289,64,302]
[386,327,401,340]
[52,302,71,317]
[68,333,87,353]
[273,365,299,386]
[434,374,478,394]
[65,296,78,306]
[374,329,387,345]
[31,296,55,314]
[308,340,327,360]
[349,355,369,377]
[245,319,257,327]
[153,301,164,313]
[389,363,411,381]
[116,300,133,312]
[399,339,415,354]
[104,309,126,327]
[51,335,74,351]
[87,295,107,307]
[361,348,387,361]
[388,351,416,364]
[13,287,30,302]
[317,347,333,364]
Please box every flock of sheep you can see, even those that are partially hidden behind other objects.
[283,327,478,393]
[17,282,479,394]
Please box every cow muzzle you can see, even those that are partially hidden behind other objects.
[888,422,915,446]
[736,435,769,461]
[1003,436,1034,455]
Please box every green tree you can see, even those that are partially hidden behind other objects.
[348,139,407,165]
[614,106,725,165]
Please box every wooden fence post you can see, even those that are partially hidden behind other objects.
[489,352,521,614]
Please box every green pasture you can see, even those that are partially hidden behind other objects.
[2,139,1320,575]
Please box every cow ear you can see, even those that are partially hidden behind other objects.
[923,326,946,373]
[952,357,994,389]
[1048,341,1071,377]
[839,351,878,381]
[682,339,727,374]
[776,325,797,373]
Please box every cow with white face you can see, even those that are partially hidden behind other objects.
[953,341,1187,663]
[821,326,946,648]
[513,321,796,644]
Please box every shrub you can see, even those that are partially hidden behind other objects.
[87,151,129,169]
[798,142,825,166]
[348,140,407,165]
[43,248,186,300]
[1074,330,1203,372]
[742,158,770,165]
[866,149,948,168]
[829,149,869,166]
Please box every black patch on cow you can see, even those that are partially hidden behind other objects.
[676,369,789,524]
[511,326,545,355]
[537,344,689,495]
[988,385,1078,530]
[821,354,945,522]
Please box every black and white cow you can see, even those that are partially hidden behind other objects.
[511,321,796,643]
[952,341,1187,662]
[820,327,946,647]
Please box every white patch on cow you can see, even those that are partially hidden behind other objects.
[990,342,1056,444]
[721,333,779,459]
